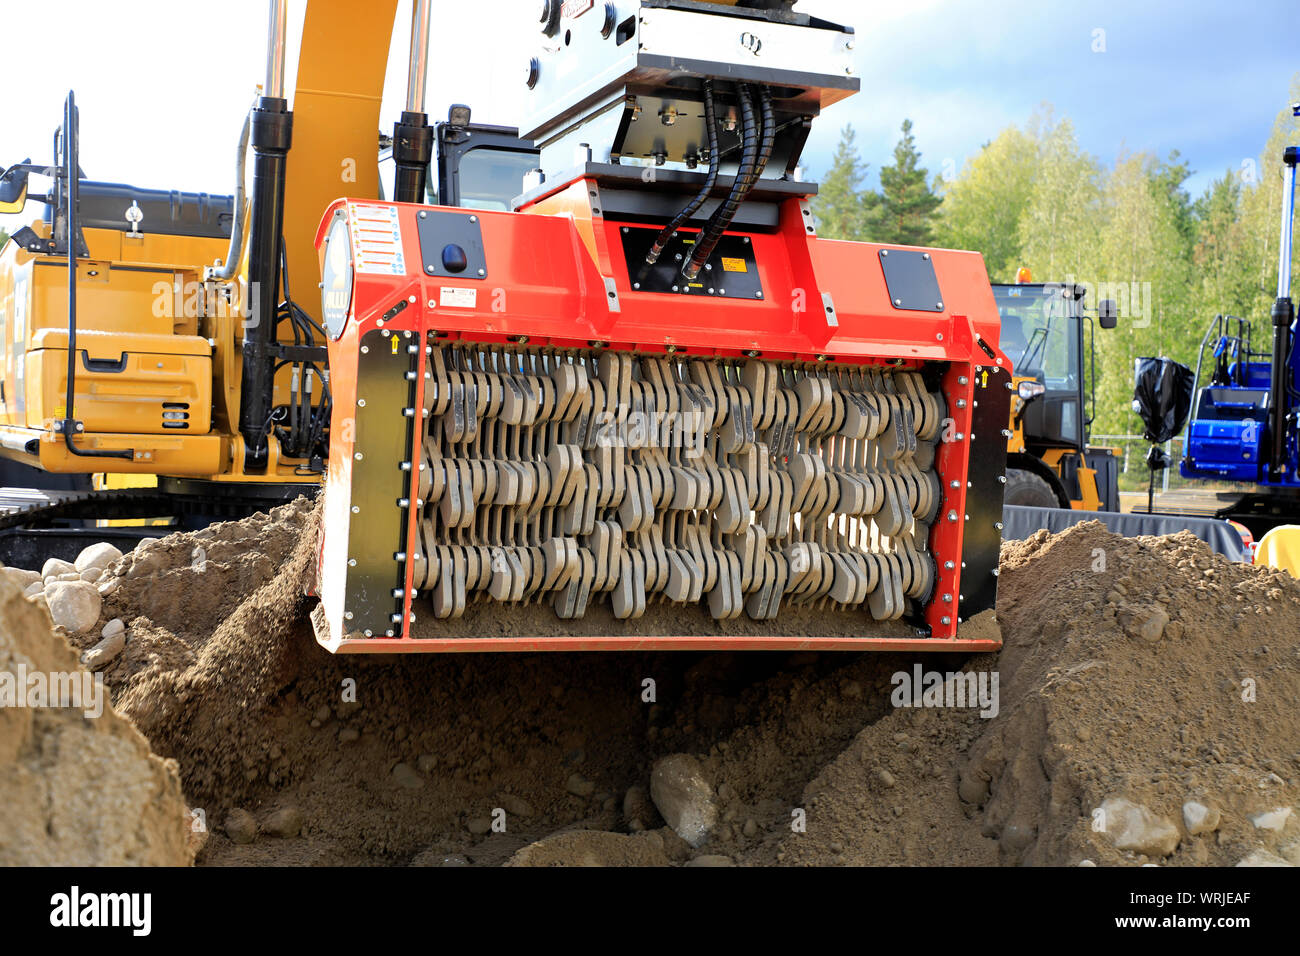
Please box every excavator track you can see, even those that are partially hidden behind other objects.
[0,484,315,568]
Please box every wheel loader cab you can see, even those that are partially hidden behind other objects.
[994,281,1119,511]
[996,284,1083,451]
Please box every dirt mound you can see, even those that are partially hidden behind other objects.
[0,574,193,865]
[754,523,1300,866]
[966,523,1300,865]
[55,505,1300,867]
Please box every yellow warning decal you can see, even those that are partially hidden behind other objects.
[721,257,748,273]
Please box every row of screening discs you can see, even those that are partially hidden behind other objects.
[407,346,946,623]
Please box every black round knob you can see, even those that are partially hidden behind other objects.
[540,0,562,37]
[442,244,469,274]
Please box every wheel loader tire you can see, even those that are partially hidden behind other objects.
[1004,468,1060,508]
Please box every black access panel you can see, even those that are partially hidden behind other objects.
[620,226,764,299]
[879,248,944,312]
[415,208,488,280]
[959,363,1011,620]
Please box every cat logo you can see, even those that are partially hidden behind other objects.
[739,32,762,56]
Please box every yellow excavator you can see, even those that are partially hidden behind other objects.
[0,0,1013,653]
[0,0,436,562]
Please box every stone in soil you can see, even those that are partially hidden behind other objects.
[650,754,718,849]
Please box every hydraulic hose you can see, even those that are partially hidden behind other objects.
[752,84,776,184]
[683,84,770,282]
[210,96,255,281]
[645,81,720,268]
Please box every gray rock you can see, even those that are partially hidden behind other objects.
[1236,849,1293,867]
[1182,800,1220,836]
[45,581,103,634]
[75,542,123,573]
[3,567,41,588]
[262,806,303,838]
[500,793,533,818]
[101,618,125,639]
[1122,605,1170,643]
[1098,797,1180,857]
[391,762,424,789]
[1248,807,1293,831]
[623,785,658,830]
[467,816,493,835]
[41,558,76,579]
[224,808,257,845]
[23,581,44,598]
[566,773,595,798]
[81,630,126,671]
[417,753,438,774]
[79,568,102,584]
[650,754,718,849]
[684,854,735,867]
[339,727,360,743]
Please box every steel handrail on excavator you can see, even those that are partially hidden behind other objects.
[58,91,132,463]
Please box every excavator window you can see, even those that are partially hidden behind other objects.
[451,147,540,211]
[435,122,539,211]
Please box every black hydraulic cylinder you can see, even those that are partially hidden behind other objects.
[238,96,293,472]
[393,110,433,205]
[1267,295,1294,479]
[1266,144,1297,481]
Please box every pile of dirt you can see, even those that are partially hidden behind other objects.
[25,505,1300,867]
[754,524,1300,866]
[0,573,194,865]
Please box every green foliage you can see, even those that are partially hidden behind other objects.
[876,120,942,246]
[809,75,1300,442]
[935,124,1037,281]
[811,126,874,241]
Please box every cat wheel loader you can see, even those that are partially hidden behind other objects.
[994,273,1120,512]
[0,0,1012,653]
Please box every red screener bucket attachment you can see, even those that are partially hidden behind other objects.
[309,181,1010,653]
[308,1,1009,653]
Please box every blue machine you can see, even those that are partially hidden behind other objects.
[1181,108,1300,533]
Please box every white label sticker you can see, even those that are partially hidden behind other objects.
[348,203,406,275]
[440,287,477,309]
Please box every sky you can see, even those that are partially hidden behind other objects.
[2,0,1297,231]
